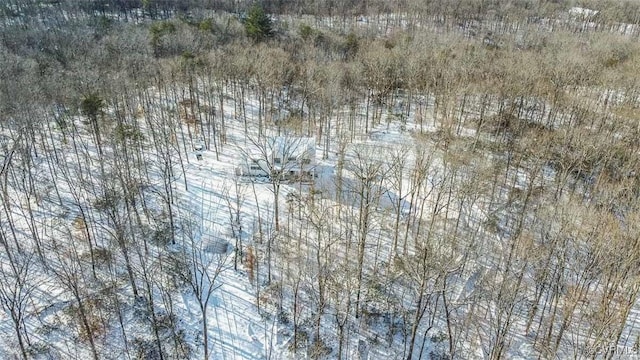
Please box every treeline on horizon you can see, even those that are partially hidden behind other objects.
[3,0,640,22]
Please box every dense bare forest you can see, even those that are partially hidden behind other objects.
[1,0,640,359]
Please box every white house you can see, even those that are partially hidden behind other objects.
[235,137,316,180]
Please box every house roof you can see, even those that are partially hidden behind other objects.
[240,136,316,165]
[272,137,315,159]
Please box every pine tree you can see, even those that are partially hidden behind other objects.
[244,4,273,42]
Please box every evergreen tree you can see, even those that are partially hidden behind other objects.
[244,3,273,42]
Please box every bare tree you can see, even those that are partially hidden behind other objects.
[174,218,229,360]
[244,135,316,233]
[384,144,411,256]
[0,254,37,360]
[344,143,388,318]
[223,178,247,271]
[50,235,102,360]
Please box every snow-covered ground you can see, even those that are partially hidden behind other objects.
[0,69,639,360]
